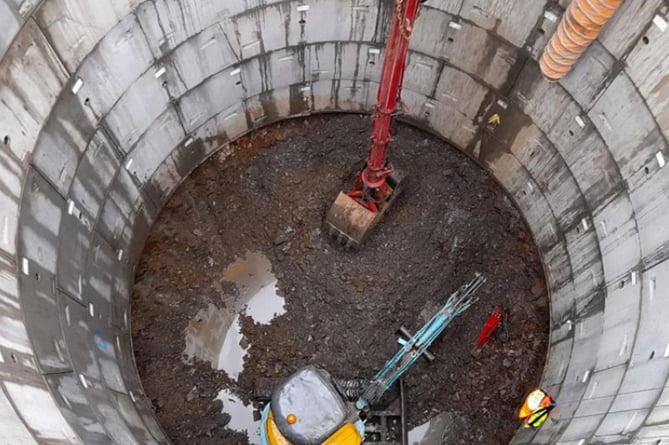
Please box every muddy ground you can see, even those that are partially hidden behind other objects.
[131,114,549,445]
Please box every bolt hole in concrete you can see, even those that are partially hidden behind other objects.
[643,36,650,44]
[131,115,549,444]
[447,37,454,43]
[2,135,9,146]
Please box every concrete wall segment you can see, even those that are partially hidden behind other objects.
[19,169,63,275]
[124,106,186,186]
[0,0,21,61]
[72,13,155,120]
[31,91,98,198]
[596,284,639,371]
[45,372,115,444]
[68,130,123,225]
[589,72,667,185]
[0,142,23,257]
[625,10,669,144]
[413,7,519,90]
[0,383,39,444]
[597,0,663,60]
[458,0,549,48]
[35,0,143,73]
[4,380,81,443]
[576,365,625,418]
[19,261,72,374]
[558,41,618,113]
[630,168,669,270]
[0,256,32,359]
[104,69,171,153]
[0,19,68,163]
[155,24,239,99]
[593,192,641,283]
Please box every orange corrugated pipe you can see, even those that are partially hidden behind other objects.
[540,0,623,81]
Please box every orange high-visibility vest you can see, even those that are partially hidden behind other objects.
[518,389,555,427]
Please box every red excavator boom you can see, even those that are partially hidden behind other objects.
[325,0,422,247]
[363,0,421,189]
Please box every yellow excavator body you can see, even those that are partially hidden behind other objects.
[321,423,363,445]
[265,410,362,445]
[265,410,292,445]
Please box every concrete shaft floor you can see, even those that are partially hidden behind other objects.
[0,0,667,443]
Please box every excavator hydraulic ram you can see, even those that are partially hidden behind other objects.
[325,0,422,247]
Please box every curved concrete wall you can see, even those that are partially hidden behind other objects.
[0,0,668,443]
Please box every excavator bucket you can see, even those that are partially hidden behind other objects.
[325,172,403,248]
[325,193,381,248]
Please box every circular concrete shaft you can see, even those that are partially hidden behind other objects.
[0,1,668,444]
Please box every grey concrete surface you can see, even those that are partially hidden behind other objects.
[0,0,668,443]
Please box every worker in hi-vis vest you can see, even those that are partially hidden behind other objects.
[518,388,556,428]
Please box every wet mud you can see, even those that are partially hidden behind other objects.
[131,114,549,445]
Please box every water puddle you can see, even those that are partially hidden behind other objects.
[183,251,285,380]
[407,412,452,445]
[222,251,286,325]
[183,304,233,367]
[408,420,431,445]
[216,389,261,444]
[216,314,248,379]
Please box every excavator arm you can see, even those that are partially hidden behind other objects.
[325,0,424,247]
[357,274,487,410]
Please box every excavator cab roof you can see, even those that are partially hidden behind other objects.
[270,366,355,444]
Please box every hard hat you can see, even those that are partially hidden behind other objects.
[526,389,546,411]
